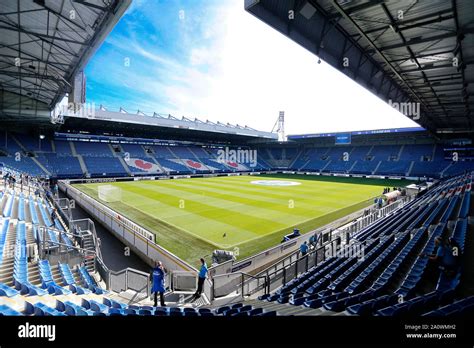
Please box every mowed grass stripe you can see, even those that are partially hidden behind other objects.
[119,181,295,227]
[112,183,264,243]
[79,182,250,249]
[185,176,380,204]
[109,182,291,242]
[163,179,341,214]
[142,180,322,218]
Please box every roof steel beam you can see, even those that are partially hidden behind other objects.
[379,32,457,51]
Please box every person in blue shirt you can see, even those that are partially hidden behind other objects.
[151,261,166,307]
[300,241,309,256]
[309,234,318,249]
[191,258,209,301]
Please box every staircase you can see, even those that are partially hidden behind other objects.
[348,160,358,173]
[431,144,437,161]
[0,257,14,286]
[166,147,189,168]
[243,299,341,316]
[117,156,132,175]
[10,134,50,176]
[366,145,375,157]
[81,232,96,273]
[323,147,332,156]
[288,149,303,169]
[69,141,78,156]
[265,148,276,162]
[146,154,167,173]
[110,144,131,174]
[321,160,331,172]
[372,160,382,175]
[440,163,453,178]
[72,268,83,285]
[0,222,16,286]
[397,144,405,160]
[70,142,88,176]
[51,264,65,286]
[188,148,211,171]
[407,161,415,176]
[31,157,51,176]
[299,159,311,171]
[28,263,42,286]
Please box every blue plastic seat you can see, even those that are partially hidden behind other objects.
[248,308,263,316]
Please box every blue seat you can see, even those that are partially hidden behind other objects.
[138,309,152,316]
[198,308,212,314]
[224,308,239,316]
[89,300,108,313]
[248,308,264,316]
[216,306,230,314]
[0,304,23,316]
[347,299,375,316]
[0,282,19,297]
[64,301,91,316]
[304,298,324,309]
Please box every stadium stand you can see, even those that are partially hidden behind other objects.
[2,132,474,179]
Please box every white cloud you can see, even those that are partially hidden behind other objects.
[153,1,419,134]
[109,0,420,135]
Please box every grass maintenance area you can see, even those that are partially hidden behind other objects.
[74,174,412,266]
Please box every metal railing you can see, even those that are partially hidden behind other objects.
[252,195,412,280]
[108,268,151,299]
[37,228,98,269]
[54,197,74,222]
[211,271,269,301]
[241,196,414,298]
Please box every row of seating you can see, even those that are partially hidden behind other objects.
[423,295,474,316]
[13,222,47,296]
[6,132,474,178]
[257,172,472,316]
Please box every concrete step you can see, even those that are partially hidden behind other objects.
[244,299,336,316]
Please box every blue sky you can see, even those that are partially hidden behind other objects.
[85,0,419,135]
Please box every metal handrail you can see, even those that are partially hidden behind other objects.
[252,195,411,279]
[211,271,268,301]
[38,233,98,256]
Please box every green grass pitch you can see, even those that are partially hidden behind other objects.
[74,174,412,267]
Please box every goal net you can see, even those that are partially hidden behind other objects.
[98,185,122,202]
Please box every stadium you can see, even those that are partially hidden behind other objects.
[0,0,473,345]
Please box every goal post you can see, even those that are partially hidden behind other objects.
[98,185,122,202]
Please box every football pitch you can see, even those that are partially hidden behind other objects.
[74,175,412,266]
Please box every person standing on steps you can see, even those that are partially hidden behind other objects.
[50,208,58,228]
[151,261,166,307]
[191,258,209,301]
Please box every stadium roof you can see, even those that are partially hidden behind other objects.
[245,0,474,135]
[59,106,278,143]
[0,0,131,127]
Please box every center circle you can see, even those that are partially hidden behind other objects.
[250,180,301,186]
